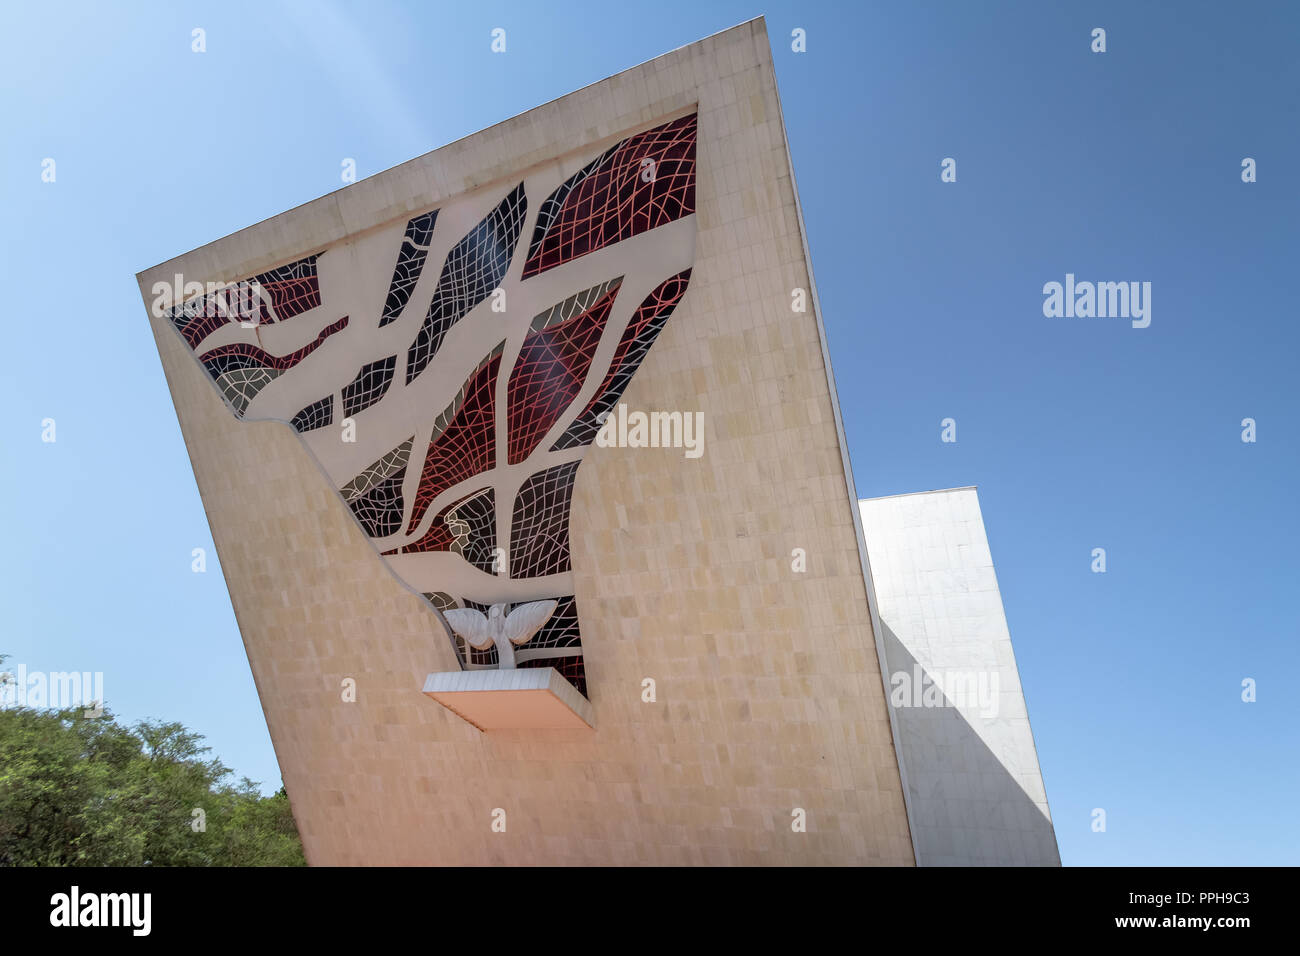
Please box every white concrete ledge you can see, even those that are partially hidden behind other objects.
[422,667,593,731]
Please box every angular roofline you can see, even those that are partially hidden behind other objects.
[860,486,979,503]
[136,17,765,282]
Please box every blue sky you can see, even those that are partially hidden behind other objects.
[2,1,1295,866]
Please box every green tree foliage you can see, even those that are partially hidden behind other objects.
[0,658,304,866]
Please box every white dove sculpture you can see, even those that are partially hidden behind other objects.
[442,600,558,669]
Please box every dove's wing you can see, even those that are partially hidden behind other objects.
[442,608,493,649]
[502,600,558,646]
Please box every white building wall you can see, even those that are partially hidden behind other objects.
[860,487,1060,866]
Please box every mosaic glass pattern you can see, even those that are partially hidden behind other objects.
[405,184,527,385]
[162,115,699,700]
[506,279,621,464]
[510,461,580,578]
[291,396,333,433]
[169,254,322,349]
[341,355,396,419]
[198,317,348,416]
[523,114,696,278]
[379,210,438,328]
[341,438,413,538]
[406,344,503,533]
[552,270,691,450]
[399,487,497,573]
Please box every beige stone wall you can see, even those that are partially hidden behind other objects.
[138,18,914,865]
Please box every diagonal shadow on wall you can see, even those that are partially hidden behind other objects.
[881,622,1061,866]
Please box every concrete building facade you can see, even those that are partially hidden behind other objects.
[861,488,1059,866]
[137,19,1055,866]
